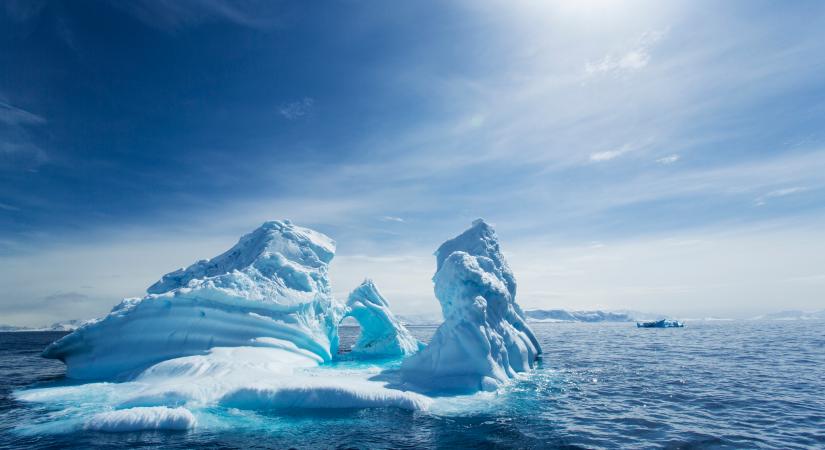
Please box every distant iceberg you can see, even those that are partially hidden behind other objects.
[0,319,93,332]
[400,219,541,393]
[636,319,684,328]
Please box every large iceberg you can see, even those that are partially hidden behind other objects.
[400,219,541,393]
[344,279,423,357]
[43,220,344,379]
[27,218,540,432]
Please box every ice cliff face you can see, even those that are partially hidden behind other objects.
[43,220,344,379]
[344,279,423,357]
[400,219,541,393]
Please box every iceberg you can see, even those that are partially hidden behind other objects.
[43,220,344,379]
[400,219,541,393]
[25,218,543,432]
[636,319,684,328]
[343,279,424,357]
[32,220,432,423]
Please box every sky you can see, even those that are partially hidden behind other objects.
[1,0,825,326]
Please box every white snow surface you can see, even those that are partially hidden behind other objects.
[400,219,541,393]
[84,407,196,432]
[344,279,424,357]
[43,220,344,379]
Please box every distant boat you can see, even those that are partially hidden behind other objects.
[636,319,684,328]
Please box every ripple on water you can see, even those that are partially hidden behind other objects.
[2,322,825,449]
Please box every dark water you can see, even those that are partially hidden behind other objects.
[2,321,824,449]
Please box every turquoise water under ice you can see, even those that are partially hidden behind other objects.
[2,321,824,449]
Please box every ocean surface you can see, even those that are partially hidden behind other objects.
[1,321,824,449]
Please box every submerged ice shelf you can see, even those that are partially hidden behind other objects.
[23,219,540,432]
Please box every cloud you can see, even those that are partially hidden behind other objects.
[586,49,650,74]
[510,222,825,318]
[380,216,405,223]
[112,0,281,31]
[0,99,48,171]
[590,144,633,162]
[278,97,314,120]
[656,154,680,164]
[0,202,20,211]
[3,2,825,324]
[765,186,807,198]
[0,101,46,126]
[754,186,807,206]
[585,30,665,76]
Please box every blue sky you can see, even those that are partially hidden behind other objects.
[2,0,825,325]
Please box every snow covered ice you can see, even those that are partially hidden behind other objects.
[84,407,197,432]
[401,219,542,393]
[21,218,541,433]
[43,219,343,379]
[344,279,424,357]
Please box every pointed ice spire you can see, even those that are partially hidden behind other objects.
[401,219,541,393]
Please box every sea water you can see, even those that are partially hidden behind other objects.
[1,321,824,449]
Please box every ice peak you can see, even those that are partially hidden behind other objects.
[434,219,513,298]
[349,279,389,308]
[148,220,335,295]
[45,220,343,379]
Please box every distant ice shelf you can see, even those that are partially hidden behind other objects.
[523,309,635,323]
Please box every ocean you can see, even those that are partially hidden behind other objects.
[1,321,823,449]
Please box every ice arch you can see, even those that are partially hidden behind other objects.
[342,280,423,357]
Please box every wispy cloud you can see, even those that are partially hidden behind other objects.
[0,202,20,212]
[585,30,666,76]
[656,154,680,165]
[380,216,405,223]
[112,0,281,31]
[590,144,633,162]
[754,186,807,206]
[0,101,46,126]
[279,97,314,120]
[0,99,48,171]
